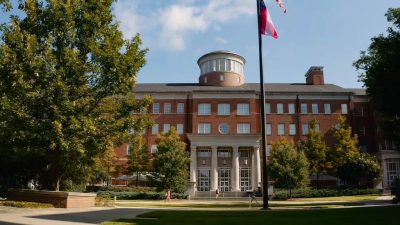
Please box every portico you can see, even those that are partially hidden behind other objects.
[187,134,261,197]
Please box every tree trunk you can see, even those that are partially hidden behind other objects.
[136,171,139,187]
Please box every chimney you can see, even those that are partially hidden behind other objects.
[305,66,324,85]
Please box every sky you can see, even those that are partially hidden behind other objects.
[1,0,399,88]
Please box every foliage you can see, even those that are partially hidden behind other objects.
[88,147,118,186]
[299,119,329,187]
[152,127,190,193]
[86,185,154,193]
[0,200,54,208]
[273,188,381,200]
[97,191,188,200]
[391,178,400,203]
[95,196,114,207]
[336,153,381,187]
[354,8,400,142]
[0,0,151,191]
[328,116,360,174]
[126,134,152,187]
[269,138,310,197]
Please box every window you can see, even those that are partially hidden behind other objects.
[218,149,232,158]
[198,149,211,158]
[302,124,309,135]
[151,145,158,154]
[218,168,231,192]
[315,123,320,132]
[176,124,184,134]
[220,74,224,81]
[198,103,211,115]
[266,123,272,135]
[197,169,210,191]
[386,159,400,186]
[324,104,331,114]
[312,104,319,114]
[341,104,348,114]
[288,103,295,114]
[239,150,250,158]
[237,123,251,134]
[151,124,159,134]
[278,124,285,135]
[198,123,211,134]
[358,107,364,116]
[204,76,207,83]
[126,145,132,155]
[218,123,230,134]
[163,124,170,133]
[266,145,272,157]
[277,103,284,114]
[289,124,296,135]
[218,103,230,115]
[240,168,252,192]
[152,103,160,114]
[177,103,185,114]
[164,103,171,114]
[266,103,271,114]
[301,104,308,114]
[237,103,250,115]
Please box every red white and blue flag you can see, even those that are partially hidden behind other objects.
[260,0,278,39]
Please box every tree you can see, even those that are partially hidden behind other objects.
[336,153,381,187]
[152,127,190,194]
[328,116,360,174]
[354,8,400,142]
[0,0,151,191]
[88,147,117,186]
[126,134,152,187]
[269,138,309,197]
[299,119,329,188]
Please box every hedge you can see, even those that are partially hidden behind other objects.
[87,186,154,193]
[97,191,188,200]
[0,200,54,208]
[273,188,381,200]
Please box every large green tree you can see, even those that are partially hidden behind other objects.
[0,0,151,191]
[354,8,400,142]
[126,134,152,187]
[270,138,309,197]
[336,153,381,187]
[328,116,360,175]
[152,127,190,194]
[299,119,329,188]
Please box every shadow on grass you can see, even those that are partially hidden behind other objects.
[102,205,400,225]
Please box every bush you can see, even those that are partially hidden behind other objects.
[273,188,381,200]
[97,191,188,200]
[95,196,114,207]
[86,186,154,193]
[391,178,400,204]
[0,200,54,208]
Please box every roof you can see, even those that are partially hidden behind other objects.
[134,83,364,95]
[346,88,367,96]
[197,51,246,65]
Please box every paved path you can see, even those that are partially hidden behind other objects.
[0,206,150,225]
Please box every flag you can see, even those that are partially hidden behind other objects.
[260,0,278,39]
[276,0,287,13]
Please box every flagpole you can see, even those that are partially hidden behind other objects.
[256,0,269,210]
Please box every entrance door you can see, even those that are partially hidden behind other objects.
[218,167,231,192]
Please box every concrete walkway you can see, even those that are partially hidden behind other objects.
[0,206,150,225]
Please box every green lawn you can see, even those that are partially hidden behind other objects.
[102,205,399,225]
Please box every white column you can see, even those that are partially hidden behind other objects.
[252,145,261,190]
[190,146,197,185]
[231,146,240,192]
[210,146,218,192]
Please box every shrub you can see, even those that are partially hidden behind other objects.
[95,197,114,207]
[97,191,188,200]
[0,200,54,208]
[273,188,381,200]
[86,186,154,193]
[391,178,400,204]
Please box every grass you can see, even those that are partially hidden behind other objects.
[0,200,54,208]
[286,195,380,202]
[102,205,400,225]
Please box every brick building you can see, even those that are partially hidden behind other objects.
[114,51,400,196]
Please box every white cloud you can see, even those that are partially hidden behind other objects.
[115,0,256,51]
[215,37,229,44]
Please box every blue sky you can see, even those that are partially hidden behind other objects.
[2,0,399,88]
